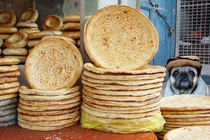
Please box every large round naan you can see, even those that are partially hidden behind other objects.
[25,37,83,90]
[84,5,159,70]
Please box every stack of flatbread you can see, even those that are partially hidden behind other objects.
[81,63,166,133]
[0,11,18,58]
[156,95,210,139]
[163,126,210,140]
[0,58,20,126]
[81,5,165,133]
[62,14,89,50]
[17,86,81,131]
[18,36,83,131]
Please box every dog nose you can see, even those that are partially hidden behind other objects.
[175,72,193,89]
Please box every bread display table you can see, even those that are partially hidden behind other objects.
[0,124,158,140]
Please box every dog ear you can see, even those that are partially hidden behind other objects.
[197,68,201,77]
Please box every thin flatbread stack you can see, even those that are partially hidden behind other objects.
[19,36,83,131]
[17,86,81,131]
[84,5,159,70]
[81,5,165,134]
[62,14,90,51]
[156,95,210,139]
[0,58,20,126]
[81,63,166,133]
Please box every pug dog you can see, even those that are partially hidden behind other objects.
[164,56,210,97]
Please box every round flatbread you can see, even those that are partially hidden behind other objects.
[0,97,18,107]
[19,85,80,95]
[0,37,3,47]
[42,15,63,31]
[18,28,40,34]
[28,31,53,40]
[25,38,83,90]
[18,115,80,127]
[0,11,17,27]
[163,126,210,140]
[27,40,40,47]
[18,121,77,131]
[160,95,210,111]
[63,14,80,23]
[82,102,160,114]
[16,22,38,28]
[18,101,81,111]
[82,79,163,91]
[83,88,160,102]
[0,87,19,95]
[47,30,62,36]
[82,74,164,86]
[18,111,79,121]
[62,23,80,31]
[0,93,18,101]
[41,36,76,45]
[83,99,161,111]
[0,65,19,72]
[0,119,16,127]
[0,108,17,117]
[81,104,159,119]
[19,91,80,101]
[19,96,80,106]
[3,48,28,56]
[5,31,28,48]
[0,113,16,123]
[18,8,38,23]
[61,31,80,40]
[84,5,159,70]
[83,93,161,107]
[83,70,166,81]
[161,110,210,115]
[84,63,166,75]
[0,27,17,34]
[0,34,11,40]
[17,106,79,116]
[0,71,20,78]
[0,103,17,111]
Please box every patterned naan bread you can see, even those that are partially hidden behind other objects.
[84,5,159,70]
[25,37,83,90]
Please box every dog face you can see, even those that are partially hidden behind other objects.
[169,66,199,94]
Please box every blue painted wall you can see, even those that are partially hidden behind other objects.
[140,0,176,81]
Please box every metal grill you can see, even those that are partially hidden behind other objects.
[178,0,210,65]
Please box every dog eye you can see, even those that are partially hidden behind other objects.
[172,70,179,77]
[189,70,195,77]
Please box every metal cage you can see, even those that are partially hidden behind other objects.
[176,0,210,75]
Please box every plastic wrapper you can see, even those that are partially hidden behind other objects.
[80,110,166,134]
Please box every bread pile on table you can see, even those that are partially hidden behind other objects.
[17,36,83,131]
[81,5,166,133]
[156,95,210,139]
[0,58,20,126]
